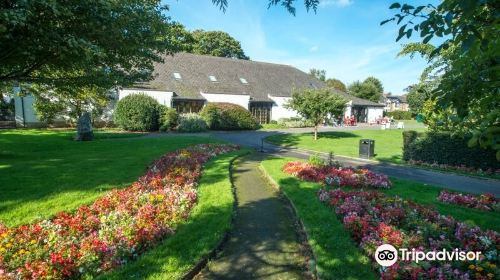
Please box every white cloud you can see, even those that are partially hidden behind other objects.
[309,46,319,52]
[319,0,354,8]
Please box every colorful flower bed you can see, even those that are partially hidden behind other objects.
[408,160,500,178]
[438,191,499,212]
[318,188,500,279]
[0,144,239,280]
[283,161,392,189]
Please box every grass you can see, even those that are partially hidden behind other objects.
[266,128,426,163]
[100,150,248,279]
[0,129,220,226]
[260,157,500,279]
[381,178,500,232]
[261,157,378,280]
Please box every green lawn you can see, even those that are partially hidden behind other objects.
[261,157,377,280]
[260,157,500,279]
[101,150,248,279]
[266,128,426,163]
[0,129,220,226]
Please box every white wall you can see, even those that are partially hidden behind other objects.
[344,102,352,118]
[367,107,384,122]
[14,94,39,126]
[118,89,174,107]
[201,92,250,109]
[268,95,298,120]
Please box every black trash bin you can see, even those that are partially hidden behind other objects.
[359,139,375,158]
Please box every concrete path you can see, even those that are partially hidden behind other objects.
[208,130,500,197]
[195,154,307,280]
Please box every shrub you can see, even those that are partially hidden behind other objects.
[308,153,325,167]
[200,103,258,130]
[177,113,207,132]
[403,131,499,170]
[277,117,314,128]
[159,106,179,132]
[385,110,413,120]
[114,94,160,131]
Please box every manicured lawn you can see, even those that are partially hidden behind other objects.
[100,150,248,279]
[261,157,377,280]
[266,128,426,163]
[0,129,220,226]
[261,157,500,279]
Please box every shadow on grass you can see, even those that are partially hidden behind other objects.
[0,131,221,226]
[276,177,377,280]
[266,131,358,148]
[98,152,242,280]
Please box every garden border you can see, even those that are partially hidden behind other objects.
[258,164,319,280]
[181,150,250,280]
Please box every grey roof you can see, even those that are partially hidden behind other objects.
[335,90,385,107]
[131,52,383,107]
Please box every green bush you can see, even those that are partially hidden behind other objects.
[403,131,499,169]
[385,110,413,120]
[277,117,314,128]
[177,113,207,132]
[308,153,325,167]
[159,106,179,132]
[200,103,258,130]
[114,94,160,131]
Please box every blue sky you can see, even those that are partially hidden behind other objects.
[164,0,437,95]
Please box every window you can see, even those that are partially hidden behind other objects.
[239,78,248,84]
[173,72,182,80]
[208,75,217,82]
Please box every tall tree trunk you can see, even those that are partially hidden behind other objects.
[314,125,318,140]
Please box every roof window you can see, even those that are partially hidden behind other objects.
[209,75,217,82]
[239,78,248,84]
[173,72,182,80]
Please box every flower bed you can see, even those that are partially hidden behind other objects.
[438,191,499,212]
[283,161,392,189]
[0,144,239,279]
[408,160,500,178]
[318,188,499,279]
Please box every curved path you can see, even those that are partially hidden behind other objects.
[208,130,500,197]
[195,153,308,280]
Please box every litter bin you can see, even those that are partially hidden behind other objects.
[359,139,375,159]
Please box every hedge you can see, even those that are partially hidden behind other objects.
[177,113,207,132]
[385,110,413,120]
[159,106,179,132]
[200,103,258,130]
[403,131,499,170]
[114,94,160,131]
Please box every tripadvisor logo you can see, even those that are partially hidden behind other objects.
[374,244,482,267]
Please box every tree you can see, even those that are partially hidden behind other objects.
[212,0,320,15]
[191,30,249,60]
[309,69,326,82]
[348,80,381,103]
[364,77,384,95]
[383,1,499,159]
[405,83,431,115]
[1,0,185,90]
[285,89,347,140]
[29,85,111,124]
[325,78,347,92]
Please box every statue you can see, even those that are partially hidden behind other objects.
[75,112,93,141]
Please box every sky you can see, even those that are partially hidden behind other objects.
[163,0,437,95]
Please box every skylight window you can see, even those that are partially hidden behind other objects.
[239,78,248,84]
[173,72,182,80]
[208,75,217,82]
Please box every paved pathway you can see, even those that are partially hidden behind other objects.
[208,130,500,197]
[195,154,307,280]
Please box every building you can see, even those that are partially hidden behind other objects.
[118,53,384,124]
[14,53,384,127]
[382,94,409,112]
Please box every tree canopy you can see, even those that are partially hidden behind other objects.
[384,1,499,158]
[309,68,326,81]
[191,30,249,60]
[348,78,383,103]
[285,89,347,140]
[325,78,347,92]
[0,0,184,90]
